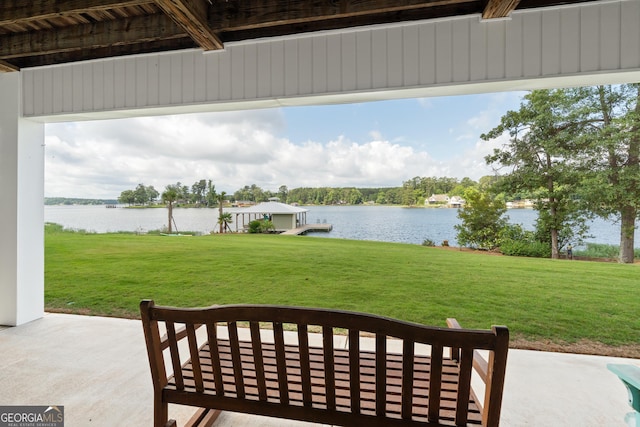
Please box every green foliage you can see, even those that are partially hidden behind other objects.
[533,206,591,251]
[482,85,640,262]
[482,89,589,259]
[217,212,233,233]
[421,238,436,247]
[574,243,640,259]
[119,184,158,205]
[574,243,620,258]
[161,187,178,203]
[281,177,484,206]
[248,219,275,233]
[500,240,551,258]
[45,231,640,348]
[45,222,94,235]
[455,188,508,250]
[45,197,117,206]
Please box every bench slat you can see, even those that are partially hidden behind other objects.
[186,324,204,393]
[227,322,245,399]
[401,339,414,420]
[273,321,290,404]
[166,322,185,390]
[375,334,386,417]
[206,323,225,396]
[349,329,361,415]
[323,326,336,411]
[249,321,268,401]
[428,343,443,422]
[456,348,474,425]
[297,324,313,407]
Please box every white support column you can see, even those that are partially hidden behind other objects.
[0,72,45,326]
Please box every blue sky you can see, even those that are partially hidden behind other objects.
[44,91,525,199]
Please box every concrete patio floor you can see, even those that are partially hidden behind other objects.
[0,313,636,426]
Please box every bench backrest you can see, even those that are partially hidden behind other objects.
[141,300,508,426]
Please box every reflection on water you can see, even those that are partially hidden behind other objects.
[45,204,632,247]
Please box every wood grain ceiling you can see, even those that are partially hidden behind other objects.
[0,0,598,72]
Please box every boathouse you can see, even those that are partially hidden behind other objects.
[236,202,308,233]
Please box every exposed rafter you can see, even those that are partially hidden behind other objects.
[482,0,521,19]
[0,14,185,59]
[0,59,19,72]
[155,0,223,50]
[0,0,602,71]
[0,0,155,25]
[208,0,474,32]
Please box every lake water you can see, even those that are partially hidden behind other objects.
[44,204,632,247]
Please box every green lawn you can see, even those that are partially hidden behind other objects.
[45,225,640,351]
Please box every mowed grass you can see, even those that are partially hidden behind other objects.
[45,226,640,350]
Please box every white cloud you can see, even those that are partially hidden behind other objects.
[44,99,519,199]
[448,133,510,180]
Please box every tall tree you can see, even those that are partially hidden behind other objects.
[191,179,207,205]
[206,180,217,207]
[161,188,178,234]
[118,189,135,205]
[482,89,588,259]
[576,84,640,263]
[278,185,288,203]
[134,183,150,205]
[217,191,227,233]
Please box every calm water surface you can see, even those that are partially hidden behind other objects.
[45,204,632,247]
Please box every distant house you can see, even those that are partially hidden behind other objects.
[427,194,450,205]
[236,201,308,232]
[426,194,464,208]
[448,196,465,208]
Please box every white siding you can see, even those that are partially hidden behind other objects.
[22,0,640,119]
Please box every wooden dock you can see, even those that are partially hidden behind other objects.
[280,223,333,235]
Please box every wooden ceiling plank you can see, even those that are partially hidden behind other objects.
[0,13,185,59]
[482,0,521,18]
[155,0,223,50]
[0,0,155,26]
[209,0,474,32]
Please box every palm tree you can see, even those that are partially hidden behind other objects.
[217,191,227,233]
[162,188,178,233]
[217,212,233,233]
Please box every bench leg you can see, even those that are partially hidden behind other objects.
[185,408,221,427]
[154,393,168,427]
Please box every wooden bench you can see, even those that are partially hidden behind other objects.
[140,300,509,427]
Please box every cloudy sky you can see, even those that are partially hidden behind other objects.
[44,91,524,199]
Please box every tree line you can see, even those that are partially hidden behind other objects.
[118,177,485,208]
[118,180,218,206]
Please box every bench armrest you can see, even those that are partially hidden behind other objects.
[446,318,489,379]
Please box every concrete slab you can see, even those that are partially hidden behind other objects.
[0,313,636,426]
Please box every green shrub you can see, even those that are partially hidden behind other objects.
[500,240,551,258]
[45,222,93,234]
[455,188,508,250]
[421,239,436,247]
[574,243,640,259]
[248,220,262,233]
[248,219,275,233]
